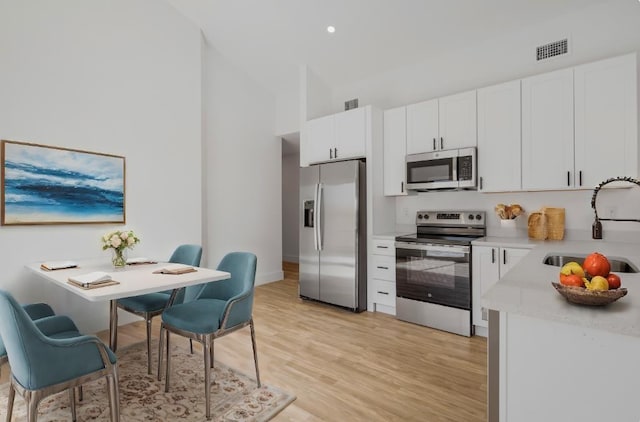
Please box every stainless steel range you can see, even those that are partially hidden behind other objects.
[395,210,486,336]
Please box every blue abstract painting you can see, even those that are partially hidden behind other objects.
[1,140,125,225]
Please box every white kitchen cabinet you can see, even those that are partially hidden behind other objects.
[477,80,522,192]
[406,90,476,155]
[301,107,367,166]
[383,106,407,196]
[472,245,531,335]
[574,53,638,188]
[521,68,574,191]
[371,237,396,315]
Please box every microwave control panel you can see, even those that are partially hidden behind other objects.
[457,156,473,181]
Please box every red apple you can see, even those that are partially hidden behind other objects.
[607,273,621,289]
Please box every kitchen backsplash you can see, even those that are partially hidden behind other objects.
[395,186,640,240]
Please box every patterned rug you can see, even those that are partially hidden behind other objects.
[0,342,295,421]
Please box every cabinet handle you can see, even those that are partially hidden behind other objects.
[401,181,404,193]
[567,171,570,187]
[503,249,507,265]
[377,291,390,295]
[479,176,483,190]
[433,138,436,150]
[329,148,333,159]
[377,266,389,270]
[579,171,583,186]
[334,147,337,158]
[491,248,495,264]
[377,246,389,249]
[440,137,444,150]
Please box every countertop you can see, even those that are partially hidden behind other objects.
[482,238,640,337]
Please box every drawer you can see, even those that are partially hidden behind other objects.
[372,279,396,307]
[372,238,395,256]
[372,255,395,281]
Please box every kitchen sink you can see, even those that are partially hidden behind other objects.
[543,255,639,273]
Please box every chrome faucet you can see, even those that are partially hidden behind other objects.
[591,176,640,239]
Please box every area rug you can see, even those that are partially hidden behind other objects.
[0,342,295,421]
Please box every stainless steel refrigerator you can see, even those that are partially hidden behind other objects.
[299,159,367,312]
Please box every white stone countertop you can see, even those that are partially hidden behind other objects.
[482,238,640,338]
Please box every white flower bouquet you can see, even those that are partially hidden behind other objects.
[102,229,140,267]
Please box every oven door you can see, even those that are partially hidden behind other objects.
[395,242,471,310]
[405,150,459,190]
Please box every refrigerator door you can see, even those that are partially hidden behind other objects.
[318,160,360,308]
[299,165,320,300]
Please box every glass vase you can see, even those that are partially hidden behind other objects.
[112,249,127,269]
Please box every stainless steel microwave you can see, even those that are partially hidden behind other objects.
[406,147,476,191]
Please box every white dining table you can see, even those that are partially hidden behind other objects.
[26,259,230,351]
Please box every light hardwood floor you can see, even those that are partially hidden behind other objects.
[2,263,488,421]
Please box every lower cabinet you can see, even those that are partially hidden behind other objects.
[472,244,532,336]
[371,237,396,315]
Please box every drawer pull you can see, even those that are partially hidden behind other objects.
[376,246,389,249]
[377,291,389,295]
[377,266,389,270]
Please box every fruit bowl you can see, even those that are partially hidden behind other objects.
[551,282,628,306]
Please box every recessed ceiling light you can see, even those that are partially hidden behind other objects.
[327,26,336,34]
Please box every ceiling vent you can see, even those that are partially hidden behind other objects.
[536,39,569,61]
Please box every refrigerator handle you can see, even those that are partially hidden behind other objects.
[313,183,319,250]
[316,182,323,251]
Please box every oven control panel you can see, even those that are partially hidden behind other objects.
[416,210,486,227]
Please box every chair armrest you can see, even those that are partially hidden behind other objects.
[34,315,79,336]
[220,291,253,330]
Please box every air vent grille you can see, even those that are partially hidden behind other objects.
[536,39,568,61]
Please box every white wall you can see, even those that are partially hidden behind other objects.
[0,0,202,333]
[331,0,640,238]
[202,42,283,285]
[275,87,300,136]
[281,152,300,262]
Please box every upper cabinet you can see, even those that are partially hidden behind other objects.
[477,80,522,192]
[574,54,638,188]
[521,68,574,190]
[301,107,366,167]
[406,90,477,155]
[383,106,407,196]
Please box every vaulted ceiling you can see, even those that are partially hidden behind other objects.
[165,0,610,96]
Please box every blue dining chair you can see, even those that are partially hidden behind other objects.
[158,252,260,420]
[0,290,120,422]
[116,244,202,374]
[0,303,55,376]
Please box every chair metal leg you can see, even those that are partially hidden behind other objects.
[77,386,83,402]
[190,339,194,354]
[6,383,15,422]
[203,337,212,420]
[164,330,171,393]
[69,388,77,421]
[107,368,120,422]
[210,340,214,368]
[26,393,38,422]
[146,315,153,375]
[250,319,261,387]
[157,325,166,381]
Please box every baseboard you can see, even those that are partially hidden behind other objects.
[256,270,284,286]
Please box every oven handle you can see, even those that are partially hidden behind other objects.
[395,241,469,254]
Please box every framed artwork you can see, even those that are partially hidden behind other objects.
[1,140,126,225]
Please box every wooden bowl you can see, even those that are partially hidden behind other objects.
[551,282,627,306]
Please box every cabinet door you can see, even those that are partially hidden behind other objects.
[406,99,438,154]
[334,107,366,160]
[305,114,335,165]
[499,247,530,277]
[383,106,407,196]
[477,80,521,192]
[439,90,477,150]
[472,246,499,328]
[522,68,574,190]
[575,54,638,188]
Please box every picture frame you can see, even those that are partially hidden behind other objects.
[1,140,126,225]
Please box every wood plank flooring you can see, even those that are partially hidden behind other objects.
[1,263,488,421]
